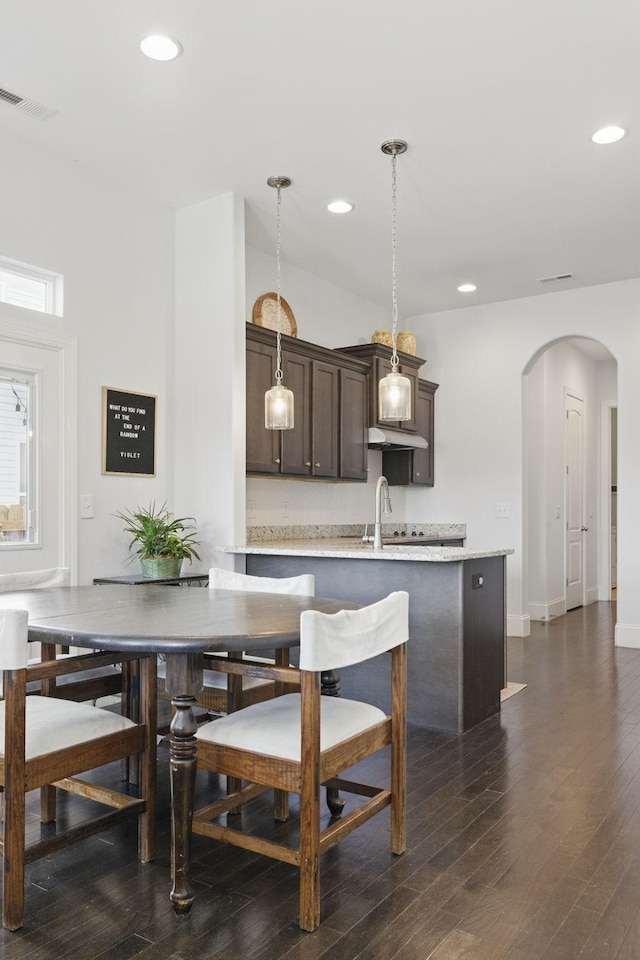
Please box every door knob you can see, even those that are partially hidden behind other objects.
[581,525,589,532]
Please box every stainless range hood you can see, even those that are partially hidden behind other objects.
[367,427,428,450]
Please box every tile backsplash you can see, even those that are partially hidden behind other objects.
[246,451,407,526]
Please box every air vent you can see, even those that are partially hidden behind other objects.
[0,86,57,121]
[538,273,573,284]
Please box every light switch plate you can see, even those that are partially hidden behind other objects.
[80,494,95,519]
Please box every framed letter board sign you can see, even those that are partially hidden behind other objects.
[102,387,156,476]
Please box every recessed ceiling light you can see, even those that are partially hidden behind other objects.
[591,125,626,145]
[140,34,183,61]
[327,200,353,214]
[457,283,477,293]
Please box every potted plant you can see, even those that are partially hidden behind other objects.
[116,501,201,579]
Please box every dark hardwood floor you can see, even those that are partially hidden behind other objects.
[5,600,640,959]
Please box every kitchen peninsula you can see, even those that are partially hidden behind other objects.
[217,526,513,734]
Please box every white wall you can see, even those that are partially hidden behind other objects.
[405,280,640,645]
[174,194,246,571]
[245,244,409,527]
[0,131,174,583]
[246,245,387,350]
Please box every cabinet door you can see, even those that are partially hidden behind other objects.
[339,368,368,480]
[311,361,339,478]
[412,382,435,485]
[281,353,312,476]
[246,337,282,474]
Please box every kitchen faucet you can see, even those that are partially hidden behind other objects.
[362,475,392,549]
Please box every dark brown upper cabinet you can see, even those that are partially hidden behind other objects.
[246,324,369,481]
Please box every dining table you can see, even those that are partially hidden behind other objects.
[0,584,356,916]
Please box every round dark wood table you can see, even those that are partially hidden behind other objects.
[0,585,355,915]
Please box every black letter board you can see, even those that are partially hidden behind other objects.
[102,387,156,476]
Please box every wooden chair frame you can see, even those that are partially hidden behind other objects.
[192,642,407,931]
[0,648,157,931]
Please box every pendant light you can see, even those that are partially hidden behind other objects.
[378,139,412,422]
[264,175,295,430]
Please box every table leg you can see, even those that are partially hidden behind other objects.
[169,695,197,915]
[321,670,345,817]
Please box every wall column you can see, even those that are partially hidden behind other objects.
[174,193,246,571]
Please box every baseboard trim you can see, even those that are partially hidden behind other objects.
[528,598,566,622]
[507,614,530,638]
[615,623,640,648]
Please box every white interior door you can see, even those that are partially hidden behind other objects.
[0,326,75,579]
[565,388,585,611]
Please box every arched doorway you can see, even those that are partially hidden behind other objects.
[523,336,616,623]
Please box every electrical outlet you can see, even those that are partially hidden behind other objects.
[247,500,255,520]
[283,500,289,518]
[495,502,510,518]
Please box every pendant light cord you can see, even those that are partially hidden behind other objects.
[391,151,399,371]
[275,184,283,385]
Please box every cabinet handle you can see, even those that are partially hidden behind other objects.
[415,472,420,477]
[275,458,280,464]
[315,462,320,468]
[305,461,311,467]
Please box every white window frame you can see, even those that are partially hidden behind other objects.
[0,255,63,316]
[0,310,77,581]
[0,369,37,547]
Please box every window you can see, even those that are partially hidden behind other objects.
[0,371,35,545]
[0,256,63,315]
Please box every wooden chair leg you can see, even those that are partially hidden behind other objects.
[138,656,157,862]
[274,789,289,822]
[391,643,407,855]
[273,648,290,823]
[3,782,25,931]
[3,672,26,931]
[299,672,321,932]
[40,645,60,814]
[226,672,244,814]
[40,785,56,823]
[122,659,141,785]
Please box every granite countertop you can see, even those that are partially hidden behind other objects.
[216,538,513,563]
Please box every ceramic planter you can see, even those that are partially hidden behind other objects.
[140,557,183,579]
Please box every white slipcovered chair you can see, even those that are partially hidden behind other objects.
[0,609,156,931]
[157,568,315,714]
[0,569,123,706]
[191,590,409,932]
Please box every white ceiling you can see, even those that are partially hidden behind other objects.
[1,0,638,322]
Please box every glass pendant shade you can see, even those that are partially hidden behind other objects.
[265,383,295,430]
[378,369,412,421]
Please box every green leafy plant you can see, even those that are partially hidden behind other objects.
[116,501,201,564]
